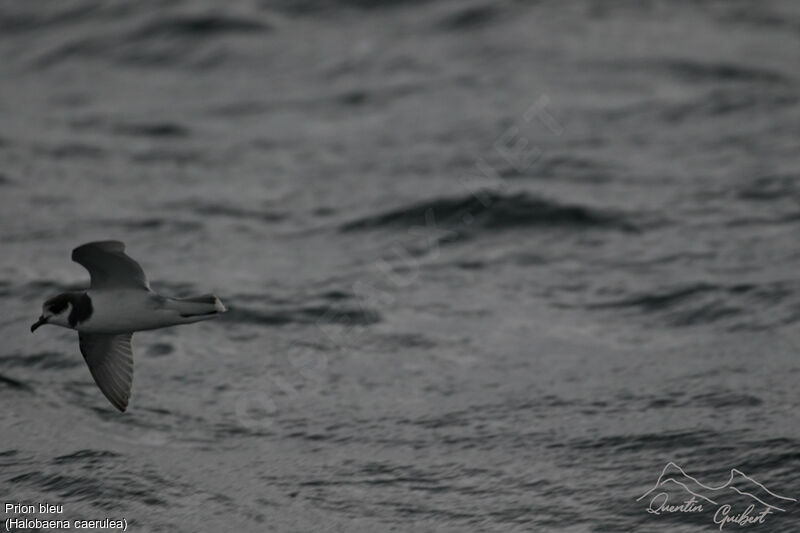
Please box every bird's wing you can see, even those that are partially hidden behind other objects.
[79,332,134,412]
[72,241,150,290]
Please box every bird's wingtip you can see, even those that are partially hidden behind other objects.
[72,240,127,259]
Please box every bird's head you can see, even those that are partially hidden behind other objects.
[31,293,74,332]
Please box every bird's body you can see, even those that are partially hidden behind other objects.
[74,289,224,334]
[31,241,226,412]
[78,289,164,334]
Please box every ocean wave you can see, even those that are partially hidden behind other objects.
[52,449,121,464]
[648,58,790,85]
[0,372,31,391]
[737,173,800,202]
[100,217,204,232]
[146,342,174,357]
[739,440,800,471]
[171,202,287,223]
[130,148,209,164]
[130,14,271,39]
[435,3,501,31]
[9,465,169,507]
[208,81,426,118]
[712,7,800,38]
[562,430,711,453]
[111,121,189,138]
[636,388,766,411]
[29,9,271,69]
[35,142,106,160]
[0,351,81,370]
[525,154,619,184]
[600,85,797,126]
[591,282,720,312]
[664,88,797,122]
[589,280,800,329]
[689,390,763,409]
[262,0,432,15]
[341,191,639,237]
[0,2,123,35]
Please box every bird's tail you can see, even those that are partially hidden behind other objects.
[166,294,227,320]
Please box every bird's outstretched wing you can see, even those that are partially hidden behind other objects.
[72,241,150,290]
[79,332,134,412]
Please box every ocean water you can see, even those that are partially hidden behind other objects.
[1,1,799,531]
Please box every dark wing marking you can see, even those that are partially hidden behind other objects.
[72,241,150,290]
[68,293,93,327]
[78,332,134,412]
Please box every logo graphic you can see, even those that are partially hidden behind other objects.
[638,462,796,530]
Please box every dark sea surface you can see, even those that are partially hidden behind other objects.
[1,1,799,531]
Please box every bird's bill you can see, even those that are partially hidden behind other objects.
[30,316,47,332]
